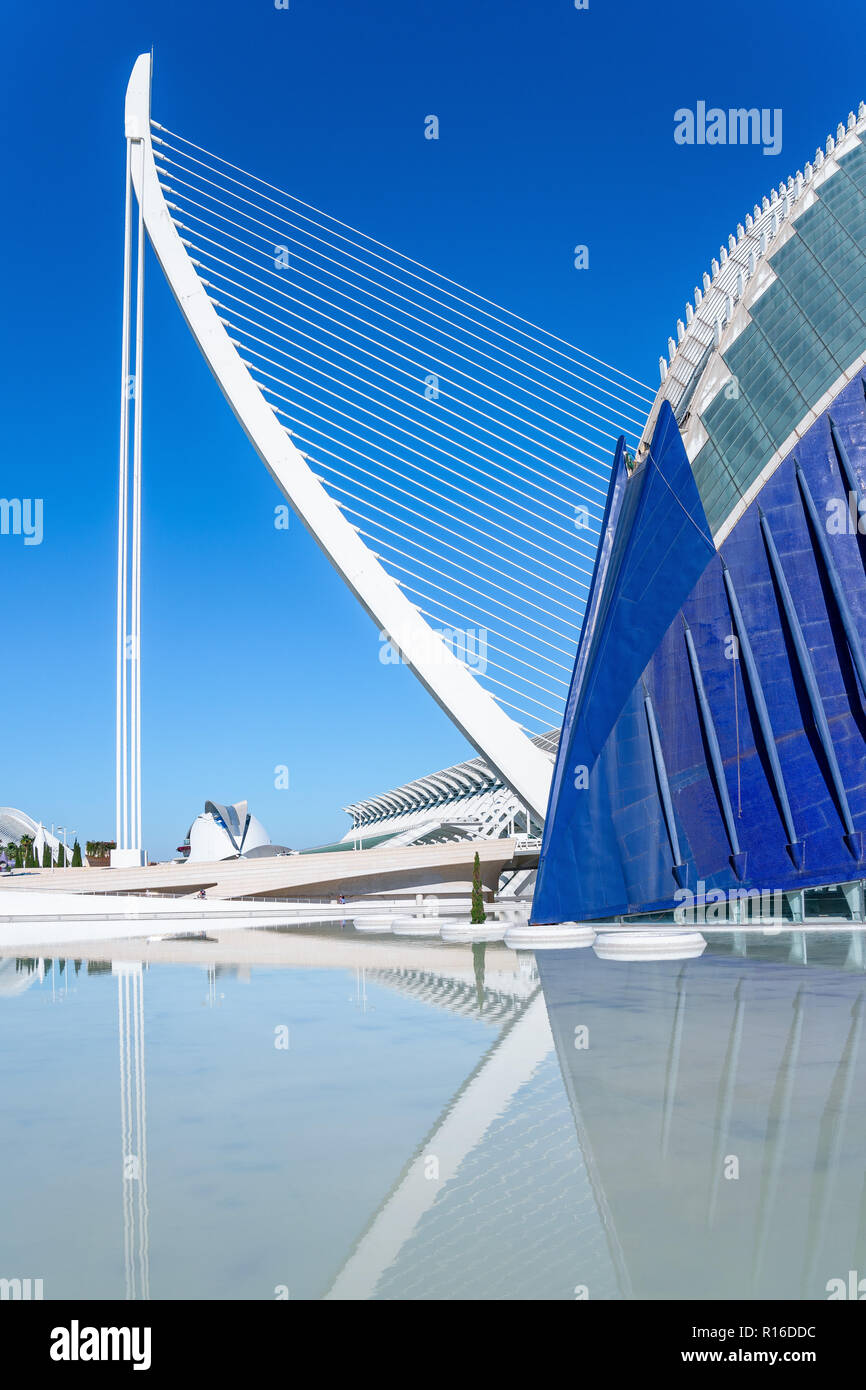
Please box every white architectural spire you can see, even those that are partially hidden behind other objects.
[112,59,150,867]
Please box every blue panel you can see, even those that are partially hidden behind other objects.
[533,374,866,924]
[533,403,715,923]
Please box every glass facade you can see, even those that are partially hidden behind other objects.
[693,140,866,534]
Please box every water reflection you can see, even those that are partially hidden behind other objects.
[539,933,866,1300]
[116,964,150,1300]
[0,929,864,1300]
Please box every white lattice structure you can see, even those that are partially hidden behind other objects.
[342,733,557,847]
[0,808,69,866]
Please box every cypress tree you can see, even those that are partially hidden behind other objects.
[42,842,51,868]
[71,840,82,868]
[473,940,486,1010]
[471,850,486,925]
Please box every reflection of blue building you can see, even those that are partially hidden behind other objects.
[535,112,866,923]
[537,936,866,1300]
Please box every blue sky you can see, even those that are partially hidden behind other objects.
[3,0,866,858]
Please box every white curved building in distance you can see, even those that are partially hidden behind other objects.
[182,800,291,863]
[0,807,69,864]
[341,732,556,850]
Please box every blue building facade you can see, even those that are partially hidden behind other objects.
[533,117,866,924]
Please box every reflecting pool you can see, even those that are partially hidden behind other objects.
[1,926,864,1300]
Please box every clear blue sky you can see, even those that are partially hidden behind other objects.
[3,0,865,858]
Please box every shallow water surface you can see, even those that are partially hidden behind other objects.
[1,927,863,1300]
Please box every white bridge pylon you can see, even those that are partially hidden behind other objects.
[124,54,651,822]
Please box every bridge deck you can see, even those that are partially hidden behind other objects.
[0,838,533,902]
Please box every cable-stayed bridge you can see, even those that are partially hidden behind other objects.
[116,54,653,858]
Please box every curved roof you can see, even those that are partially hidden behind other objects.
[343,731,557,826]
[648,102,866,417]
[187,799,274,862]
[0,807,40,842]
[641,101,866,542]
[0,808,65,853]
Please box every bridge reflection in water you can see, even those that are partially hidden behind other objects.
[3,930,865,1300]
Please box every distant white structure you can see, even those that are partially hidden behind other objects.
[0,807,69,865]
[338,735,555,900]
[182,800,291,863]
[342,733,556,849]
